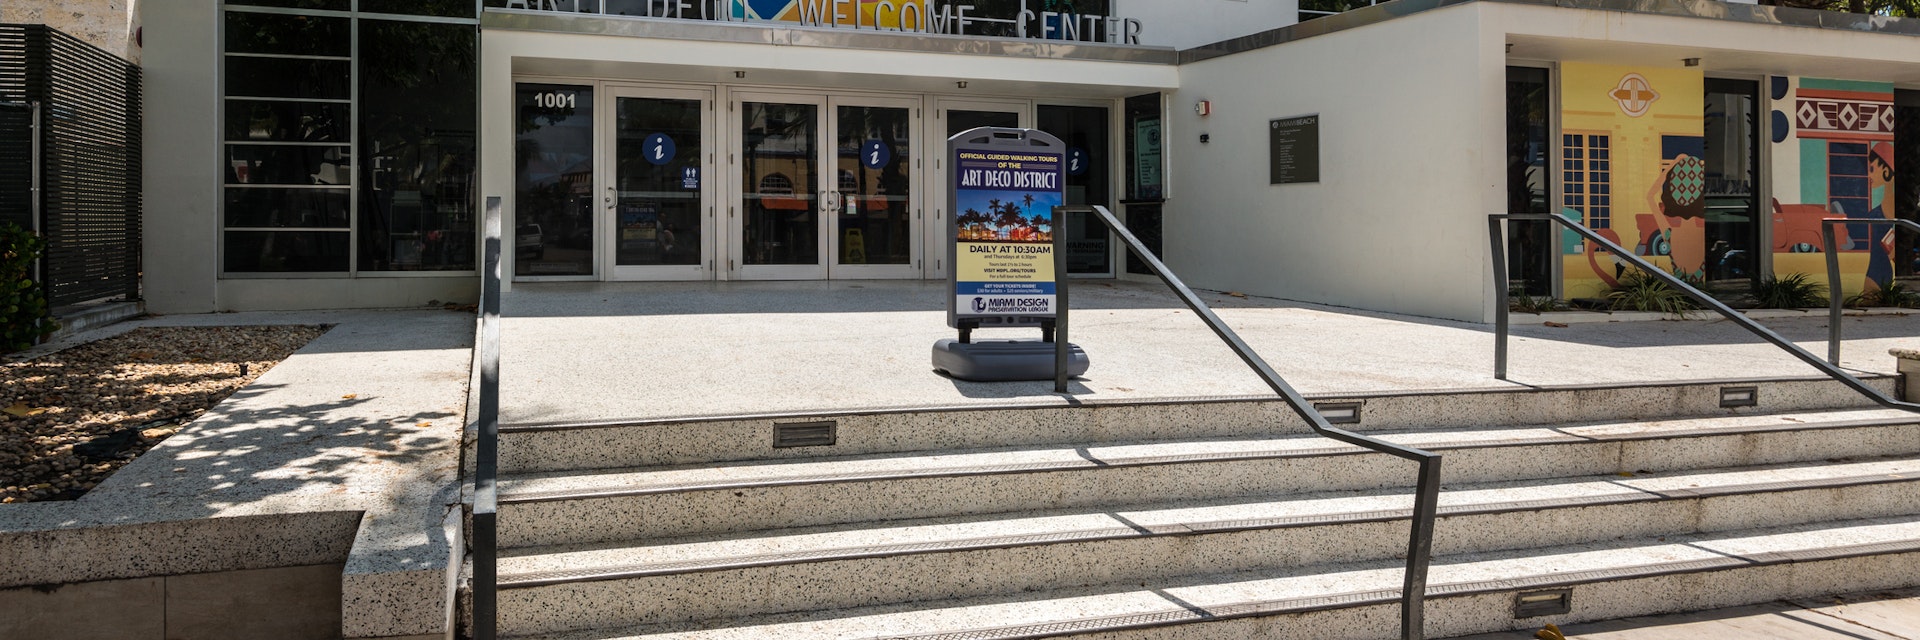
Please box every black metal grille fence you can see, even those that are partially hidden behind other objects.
[0,24,141,307]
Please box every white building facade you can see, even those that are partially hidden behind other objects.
[141,0,1920,322]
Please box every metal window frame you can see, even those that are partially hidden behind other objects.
[219,0,483,278]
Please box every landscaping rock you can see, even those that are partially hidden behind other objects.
[0,325,327,504]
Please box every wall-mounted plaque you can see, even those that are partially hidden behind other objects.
[1269,115,1319,184]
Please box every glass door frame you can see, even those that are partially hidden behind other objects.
[1509,60,1564,298]
[929,98,1032,280]
[1703,74,1767,289]
[1039,97,1122,278]
[511,75,604,282]
[727,89,928,280]
[827,93,925,280]
[602,84,718,281]
[729,90,832,280]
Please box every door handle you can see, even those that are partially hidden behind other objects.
[605,186,614,207]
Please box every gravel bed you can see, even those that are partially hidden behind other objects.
[0,325,329,503]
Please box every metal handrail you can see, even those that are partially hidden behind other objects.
[473,196,504,640]
[1489,213,1920,414]
[1059,205,1442,640]
[1822,217,1920,365]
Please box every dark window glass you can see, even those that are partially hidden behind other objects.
[1506,66,1553,297]
[1896,91,1919,278]
[226,57,350,100]
[1702,78,1759,290]
[948,110,1018,137]
[1123,93,1162,202]
[225,100,348,142]
[359,20,478,271]
[225,231,352,272]
[1039,104,1111,275]
[224,12,349,57]
[226,145,352,185]
[227,0,351,13]
[486,0,602,10]
[614,96,703,267]
[741,102,819,266]
[515,83,596,276]
[361,0,478,17]
[834,105,911,266]
[225,187,352,227]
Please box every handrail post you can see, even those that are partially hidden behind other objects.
[1402,455,1442,640]
[1080,205,1438,640]
[1822,218,1920,366]
[1824,219,1843,365]
[1055,206,1070,394]
[1488,216,1510,380]
[473,196,503,640]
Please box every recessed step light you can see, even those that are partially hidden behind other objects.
[774,421,837,448]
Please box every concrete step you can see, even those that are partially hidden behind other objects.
[489,457,1920,636]
[496,377,1899,473]
[507,515,1920,640]
[496,407,1920,546]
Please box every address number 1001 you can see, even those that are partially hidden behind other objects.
[530,91,577,109]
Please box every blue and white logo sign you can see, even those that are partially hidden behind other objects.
[681,166,699,189]
[862,140,891,169]
[1066,147,1089,176]
[644,133,675,166]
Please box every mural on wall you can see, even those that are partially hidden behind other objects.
[733,0,928,29]
[1559,63,1705,299]
[1768,77,1898,298]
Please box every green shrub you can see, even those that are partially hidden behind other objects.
[1,223,59,353]
[1607,270,1698,317]
[1846,282,1920,309]
[1509,294,1568,313]
[1752,273,1829,309]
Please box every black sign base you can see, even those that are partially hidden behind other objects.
[932,339,1090,382]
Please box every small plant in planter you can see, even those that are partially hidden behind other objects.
[1509,294,1568,313]
[1846,282,1920,309]
[1751,273,1829,309]
[1,223,59,353]
[1606,270,1698,317]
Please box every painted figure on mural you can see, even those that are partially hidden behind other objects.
[1650,154,1709,277]
[1866,142,1896,292]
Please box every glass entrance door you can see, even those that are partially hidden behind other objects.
[731,91,920,280]
[1039,104,1113,276]
[1702,78,1759,292]
[829,96,919,278]
[514,82,597,278]
[735,94,825,279]
[932,100,1028,279]
[607,87,713,280]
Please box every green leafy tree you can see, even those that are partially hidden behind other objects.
[1,224,59,353]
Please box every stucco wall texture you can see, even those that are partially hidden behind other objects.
[2,0,139,62]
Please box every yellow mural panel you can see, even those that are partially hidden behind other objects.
[1559,63,1704,300]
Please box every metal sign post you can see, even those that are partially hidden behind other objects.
[932,127,1088,383]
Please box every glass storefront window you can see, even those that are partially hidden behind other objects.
[358,20,477,272]
[225,100,349,143]
[361,0,479,17]
[1506,66,1553,297]
[224,12,350,57]
[228,0,352,11]
[221,6,478,275]
[224,231,351,272]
